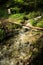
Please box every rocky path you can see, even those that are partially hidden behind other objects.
[0,16,43,65]
[0,26,43,65]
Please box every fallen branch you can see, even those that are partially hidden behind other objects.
[25,25,43,30]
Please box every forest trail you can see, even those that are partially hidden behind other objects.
[0,28,43,65]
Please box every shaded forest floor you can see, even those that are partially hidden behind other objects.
[0,20,43,65]
[0,11,43,65]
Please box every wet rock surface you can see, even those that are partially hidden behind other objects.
[0,22,43,65]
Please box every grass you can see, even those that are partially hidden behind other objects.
[0,9,43,28]
[0,10,41,19]
[9,13,25,19]
[36,19,43,28]
[25,11,41,19]
[9,13,26,23]
[28,18,43,28]
[9,11,41,23]
[29,19,37,26]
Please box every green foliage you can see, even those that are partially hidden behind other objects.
[29,19,37,26]
[14,0,24,3]
[11,7,20,13]
[25,11,41,19]
[36,19,43,28]
[0,8,9,18]
[0,29,5,41]
[9,13,25,20]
